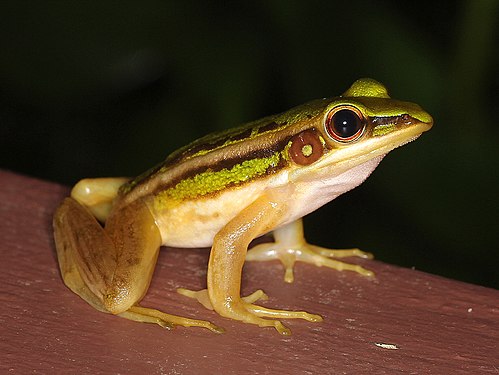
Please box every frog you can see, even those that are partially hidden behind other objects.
[53,78,433,335]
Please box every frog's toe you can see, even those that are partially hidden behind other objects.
[246,242,298,282]
[119,305,225,334]
[177,288,213,310]
[242,289,269,304]
[246,302,323,323]
[301,246,375,277]
[311,245,374,260]
[247,242,374,282]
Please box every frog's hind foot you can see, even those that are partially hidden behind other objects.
[120,305,225,333]
[246,219,374,283]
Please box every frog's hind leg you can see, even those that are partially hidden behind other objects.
[71,177,130,222]
[120,306,223,332]
[54,198,118,313]
[246,219,374,283]
[53,197,222,333]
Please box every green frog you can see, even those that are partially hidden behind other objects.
[53,78,433,335]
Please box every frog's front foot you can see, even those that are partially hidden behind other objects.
[228,297,323,335]
[178,288,269,310]
[247,219,374,283]
[178,288,322,335]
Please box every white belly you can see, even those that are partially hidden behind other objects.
[154,157,382,248]
[153,175,283,247]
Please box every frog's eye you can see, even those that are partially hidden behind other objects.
[325,105,365,142]
[288,129,324,166]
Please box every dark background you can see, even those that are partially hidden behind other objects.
[1,1,497,288]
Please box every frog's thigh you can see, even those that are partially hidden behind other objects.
[54,203,108,313]
[54,197,161,314]
[71,177,130,222]
[55,198,223,333]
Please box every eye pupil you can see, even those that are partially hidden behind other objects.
[332,109,361,138]
[325,106,365,142]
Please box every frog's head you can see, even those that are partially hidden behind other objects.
[287,78,433,182]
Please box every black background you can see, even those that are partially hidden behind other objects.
[1,1,497,288]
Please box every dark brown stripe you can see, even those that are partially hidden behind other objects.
[119,162,164,195]
[124,119,292,193]
[371,114,414,127]
[151,137,291,197]
[168,119,289,168]
[227,127,254,143]
[257,120,286,134]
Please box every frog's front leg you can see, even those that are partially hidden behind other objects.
[53,197,223,333]
[246,219,374,283]
[206,193,322,335]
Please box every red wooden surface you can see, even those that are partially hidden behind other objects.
[1,169,498,374]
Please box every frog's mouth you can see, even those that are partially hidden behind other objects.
[290,117,432,182]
